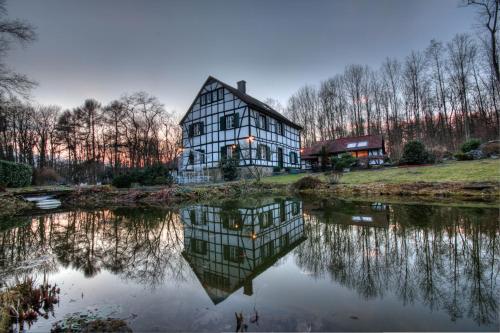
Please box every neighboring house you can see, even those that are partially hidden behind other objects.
[181,198,306,304]
[301,134,386,169]
[179,76,302,181]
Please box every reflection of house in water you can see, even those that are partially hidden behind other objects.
[181,199,306,304]
[304,200,389,227]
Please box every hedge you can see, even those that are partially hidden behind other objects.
[0,160,33,187]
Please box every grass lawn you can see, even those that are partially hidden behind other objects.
[261,159,500,185]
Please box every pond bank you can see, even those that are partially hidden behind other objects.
[1,178,498,217]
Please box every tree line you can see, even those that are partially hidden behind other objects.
[0,94,181,183]
[283,1,499,157]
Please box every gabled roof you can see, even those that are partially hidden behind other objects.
[302,135,385,159]
[179,76,302,130]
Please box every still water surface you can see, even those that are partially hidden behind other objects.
[0,197,498,332]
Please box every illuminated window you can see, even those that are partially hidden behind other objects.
[347,143,356,148]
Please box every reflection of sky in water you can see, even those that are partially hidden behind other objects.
[0,198,498,332]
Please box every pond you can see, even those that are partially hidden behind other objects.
[0,197,498,332]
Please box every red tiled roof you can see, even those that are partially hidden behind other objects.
[301,135,384,159]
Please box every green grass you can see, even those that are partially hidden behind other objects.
[261,159,500,185]
[6,185,73,194]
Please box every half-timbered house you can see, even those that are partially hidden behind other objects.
[179,76,302,181]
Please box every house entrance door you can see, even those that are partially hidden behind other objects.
[277,147,283,169]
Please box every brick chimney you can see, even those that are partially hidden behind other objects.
[237,80,246,94]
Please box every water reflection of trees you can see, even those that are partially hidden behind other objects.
[0,208,189,288]
[297,200,499,326]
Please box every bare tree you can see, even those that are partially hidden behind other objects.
[466,0,500,87]
[0,0,37,97]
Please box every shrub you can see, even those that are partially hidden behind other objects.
[0,160,32,188]
[292,176,323,190]
[399,141,434,165]
[33,167,63,186]
[454,152,473,161]
[460,138,481,153]
[331,153,357,171]
[140,164,173,186]
[112,174,134,188]
[220,157,239,181]
[273,166,281,172]
[111,164,173,188]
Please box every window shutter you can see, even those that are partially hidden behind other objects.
[256,145,261,159]
[188,124,194,138]
[264,117,268,131]
[199,122,204,135]
[220,116,226,131]
[221,146,227,160]
[233,113,239,128]
[223,245,229,261]
[233,145,240,160]
[266,146,271,161]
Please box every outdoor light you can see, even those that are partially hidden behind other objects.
[247,136,254,142]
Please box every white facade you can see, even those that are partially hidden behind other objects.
[179,77,302,173]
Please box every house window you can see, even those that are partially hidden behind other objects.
[191,238,207,255]
[280,233,290,247]
[256,144,271,161]
[260,241,275,259]
[188,150,194,165]
[203,271,230,289]
[221,210,242,230]
[188,122,204,137]
[276,122,284,135]
[221,144,239,160]
[223,245,245,263]
[259,210,273,229]
[195,149,205,163]
[291,202,300,215]
[219,113,239,130]
[200,88,224,106]
[256,114,267,130]
[357,141,368,147]
[289,152,298,164]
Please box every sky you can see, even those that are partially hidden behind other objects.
[7,0,477,117]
